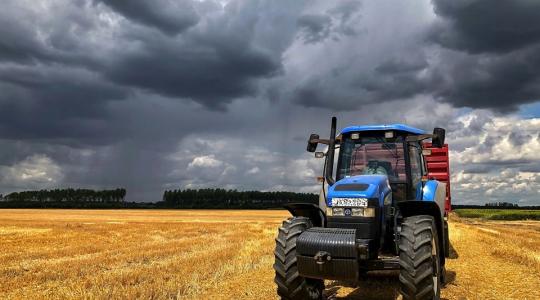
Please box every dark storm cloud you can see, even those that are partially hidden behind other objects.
[0,14,46,63]
[0,0,302,141]
[427,0,540,111]
[99,0,200,35]
[0,63,127,143]
[431,0,540,54]
[104,36,281,109]
[429,43,540,111]
[0,0,98,66]
[99,0,308,109]
[292,54,431,110]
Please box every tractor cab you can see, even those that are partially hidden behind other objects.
[336,124,428,203]
[275,117,451,300]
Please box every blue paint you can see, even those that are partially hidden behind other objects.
[422,180,439,202]
[341,124,426,135]
[415,181,423,200]
[327,175,391,207]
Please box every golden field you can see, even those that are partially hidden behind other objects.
[1,209,539,300]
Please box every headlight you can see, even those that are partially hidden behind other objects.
[332,207,344,216]
[326,207,345,216]
[351,207,376,217]
[351,208,363,216]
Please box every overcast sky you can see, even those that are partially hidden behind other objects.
[0,0,539,205]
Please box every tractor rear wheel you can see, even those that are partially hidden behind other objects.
[398,215,442,300]
[274,217,324,300]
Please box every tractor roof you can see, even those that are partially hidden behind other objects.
[341,124,426,135]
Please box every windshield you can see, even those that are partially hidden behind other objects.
[337,136,406,182]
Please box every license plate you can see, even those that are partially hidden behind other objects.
[331,198,368,207]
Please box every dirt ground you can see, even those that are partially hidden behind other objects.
[0,209,539,299]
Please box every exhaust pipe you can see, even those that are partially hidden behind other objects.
[325,117,337,186]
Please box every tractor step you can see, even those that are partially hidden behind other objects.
[363,257,400,270]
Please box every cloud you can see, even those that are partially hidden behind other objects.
[0,154,63,190]
[188,155,224,169]
[426,0,540,111]
[452,169,540,205]
[103,36,281,110]
[427,46,540,111]
[99,0,200,35]
[296,0,362,44]
[297,14,332,44]
[430,0,540,54]
[283,0,540,111]
[167,136,322,193]
[99,0,310,110]
[448,111,540,205]
[280,0,435,110]
[0,0,305,120]
[0,63,127,142]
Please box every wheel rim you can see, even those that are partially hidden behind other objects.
[431,236,439,294]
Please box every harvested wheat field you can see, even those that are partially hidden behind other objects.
[1,209,539,300]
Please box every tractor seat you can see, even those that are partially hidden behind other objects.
[365,160,395,177]
[377,161,395,177]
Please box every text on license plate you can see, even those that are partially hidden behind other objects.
[331,198,368,207]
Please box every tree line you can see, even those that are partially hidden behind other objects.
[161,188,318,209]
[452,204,540,210]
[0,188,127,208]
[0,188,318,209]
[485,202,518,207]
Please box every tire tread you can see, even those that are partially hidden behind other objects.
[274,217,323,300]
[398,215,440,300]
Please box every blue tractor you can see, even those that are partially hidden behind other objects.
[274,117,450,300]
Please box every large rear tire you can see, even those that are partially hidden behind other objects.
[398,215,442,300]
[274,217,324,300]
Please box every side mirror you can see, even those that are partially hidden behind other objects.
[432,128,446,148]
[314,151,325,158]
[307,133,319,152]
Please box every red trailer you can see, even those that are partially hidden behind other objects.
[424,143,451,214]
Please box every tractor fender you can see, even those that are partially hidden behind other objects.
[422,180,446,217]
[397,200,446,265]
[284,203,326,227]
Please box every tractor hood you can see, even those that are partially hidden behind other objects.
[326,175,391,207]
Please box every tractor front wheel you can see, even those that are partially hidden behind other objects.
[398,215,442,300]
[274,217,324,300]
